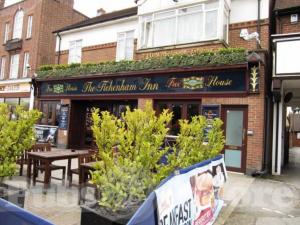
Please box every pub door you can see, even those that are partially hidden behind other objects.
[155,101,201,135]
[222,106,248,173]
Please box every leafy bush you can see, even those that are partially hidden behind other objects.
[0,104,41,180]
[37,48,247,79]
[90,103,225,213]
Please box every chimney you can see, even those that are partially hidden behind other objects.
[0,0,5,9]
[97,8,106,16]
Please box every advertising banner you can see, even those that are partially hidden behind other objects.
[155,157,227,225]
[35,125,58,146]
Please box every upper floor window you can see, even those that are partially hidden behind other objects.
[9,54,20,79]
[116,30,135,61]
[68,39,82,64]
[22,52,30,77]
[0,57,6,80]
[13,10,24,39]
[139,0,228,49]
[4,23,9,43]
[26,15,33,39]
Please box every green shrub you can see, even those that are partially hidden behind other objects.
[90,102,225,212]
[37,48,247,79]
[39,65,54,71]
[0,104,41,180]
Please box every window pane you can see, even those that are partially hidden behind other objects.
[187,104,200,121]
[4,23,9,43]
[10,54,20,79]
[225,110,243,146]
[171,104,182,135]
[20,98,30,110]
[23,52,29,77]
[13,10,24,39]
[178,12,203,44]
[153,18,175,47]
[179,5,203,14]
[26,15,33,38]
[205,10,218,39]
[0,57,6,79]
[225,149,242,168]
[0,98,4,103]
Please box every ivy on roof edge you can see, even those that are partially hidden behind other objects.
[37,48,247,79]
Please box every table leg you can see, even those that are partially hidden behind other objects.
[67,158,72,180]
[26,156,32,187]
[43,160,51,190]
[33,159,37,186]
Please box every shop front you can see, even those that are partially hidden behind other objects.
[35,62,265,174]
[0,78,34,112]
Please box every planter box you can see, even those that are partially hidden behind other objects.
[0,183,25,208]
[81,202,135,225]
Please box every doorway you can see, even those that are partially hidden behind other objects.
[155,101,201,135]
[69,100,137,149]
[222,106,248,173]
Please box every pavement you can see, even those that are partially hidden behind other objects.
[2,147,300,225]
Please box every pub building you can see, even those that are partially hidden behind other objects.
[35,51,267,175]
[34,0,271,175]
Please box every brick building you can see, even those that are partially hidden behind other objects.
[0,0,86,110]
[35,0,271,175]
[271,0,300,175]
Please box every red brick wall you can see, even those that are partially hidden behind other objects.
[276,14,300,34]
[229,19,269,50]
[0,0,86,79]
[202,64,266,172]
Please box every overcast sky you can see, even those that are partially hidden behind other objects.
[74,0,136,17]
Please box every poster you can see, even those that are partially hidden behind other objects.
[35,125,58,146]
[201,105,220,140]
[155,157,227,225]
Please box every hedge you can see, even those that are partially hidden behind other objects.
[37,48,247,79]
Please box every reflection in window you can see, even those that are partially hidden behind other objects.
[20,98,30,110]
[187,104,199,121]
[40,101,60,126]
[171,104,182,135]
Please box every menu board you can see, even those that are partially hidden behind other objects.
[59,105,69,130]
[202,105,221,140]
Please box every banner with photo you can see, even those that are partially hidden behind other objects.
[155,156,227,225]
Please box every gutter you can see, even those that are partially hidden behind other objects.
[257,0,262,49]
[57,32,62,65]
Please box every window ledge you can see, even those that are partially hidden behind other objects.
[136,39,227,54]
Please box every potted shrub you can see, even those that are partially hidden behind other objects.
[0,103,41,207]
[80,103,224,225]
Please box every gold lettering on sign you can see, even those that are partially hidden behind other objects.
[139,78,159,91]
[46,85,53,93]
[166,78,182,88]
[65,84,78,92]
[98,80,137,92]
[82,82,95,93]
[207,76,232,87]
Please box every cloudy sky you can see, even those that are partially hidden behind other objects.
[74,0,136,17]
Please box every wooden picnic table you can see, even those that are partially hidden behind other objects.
[27,150,90,189]
[78,161,97,204]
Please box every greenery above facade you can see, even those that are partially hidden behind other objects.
[91,103,224,212]
[37,48,247,79]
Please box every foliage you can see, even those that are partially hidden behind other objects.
[167,116,225,170]
[0,104,41,180]
[37,48,247,79]
[91,103,173,212]
[91,103,225,213]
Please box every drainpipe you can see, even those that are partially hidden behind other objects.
[57,32,62,65]
[257,0,262,49]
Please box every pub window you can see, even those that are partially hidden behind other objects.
[4,23,9,43]
[116,30,135,61]
[9,54,20,79]
[40,101,60,126]
[138,0,229,49]
[0,56,6,79]
[68,39,82,64]
[0,98,4,103]
[13,9,24,39]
